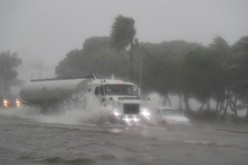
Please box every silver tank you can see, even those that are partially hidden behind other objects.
[20,78,92,105]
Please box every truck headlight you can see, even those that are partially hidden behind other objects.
[123,115,131,123]
[133,116,140,123]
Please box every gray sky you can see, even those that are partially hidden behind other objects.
[0,0,248,80]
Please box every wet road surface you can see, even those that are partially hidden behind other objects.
[0,108,248,165]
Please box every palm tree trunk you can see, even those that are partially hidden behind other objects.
[179,94,182,112]
[221,99,229,120]
[183,93,192,113]
[229,94,238,120]
[206,99,210,112]
[246,106,248,121]
[215,99,219,111]
[168,95,171,106]
[129,41,135,82]
[198,101,205,112]
[246,98,248,121]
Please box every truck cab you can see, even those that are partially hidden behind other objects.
[87,79,151,124]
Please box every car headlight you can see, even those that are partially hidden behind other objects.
[141,108,151,117]
[3,99,8,107]
[16,99,21,107]
[112,109,121,117]
[113,111,120,117]
[3,99,8,104]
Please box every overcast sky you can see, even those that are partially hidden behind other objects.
[0,0,248,80]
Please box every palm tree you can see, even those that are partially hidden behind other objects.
[208,36,237,119]
[111,15,138,81]
[232,36,248,120]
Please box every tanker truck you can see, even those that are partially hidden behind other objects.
[20,75,151,124]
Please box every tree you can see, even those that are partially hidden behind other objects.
[208,36,233,119]
[139,41,199,110]
[0,51,22,94]
[183,46,216,112]
[232,36,248,120]
[111,15,138,81]
[55,36,129,79]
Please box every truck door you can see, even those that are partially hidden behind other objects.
[94,86,105,106]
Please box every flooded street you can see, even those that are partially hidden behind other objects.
[1,1,248,165]
[0,107,248,165]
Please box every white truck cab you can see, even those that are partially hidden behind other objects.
[87,79,150,124]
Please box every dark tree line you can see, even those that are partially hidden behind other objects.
[56,16,248,121]
[55,36,130,79]
[0,51,22,94]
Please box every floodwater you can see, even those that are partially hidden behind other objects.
[0,106,248,165]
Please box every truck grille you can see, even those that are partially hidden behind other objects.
[123,104,140,114]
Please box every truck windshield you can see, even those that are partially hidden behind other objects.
[104,84,134,96]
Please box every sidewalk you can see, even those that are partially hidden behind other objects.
[195,120,248,134]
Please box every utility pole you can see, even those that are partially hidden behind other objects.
[138,52,143,95]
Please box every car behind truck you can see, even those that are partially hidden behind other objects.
[0,95,21,109]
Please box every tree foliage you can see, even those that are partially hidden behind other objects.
[111,15,136,51]
[55,36,129,79]
[0,51,22,93]
[0,51,21,79]
[56,16,248,121]
[56,35,248,120]
[111,15,138,81]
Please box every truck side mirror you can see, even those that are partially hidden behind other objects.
[134,86,141,96]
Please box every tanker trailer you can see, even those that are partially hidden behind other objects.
[20,77,93,111]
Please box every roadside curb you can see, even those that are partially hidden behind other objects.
[215,127,248,134]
